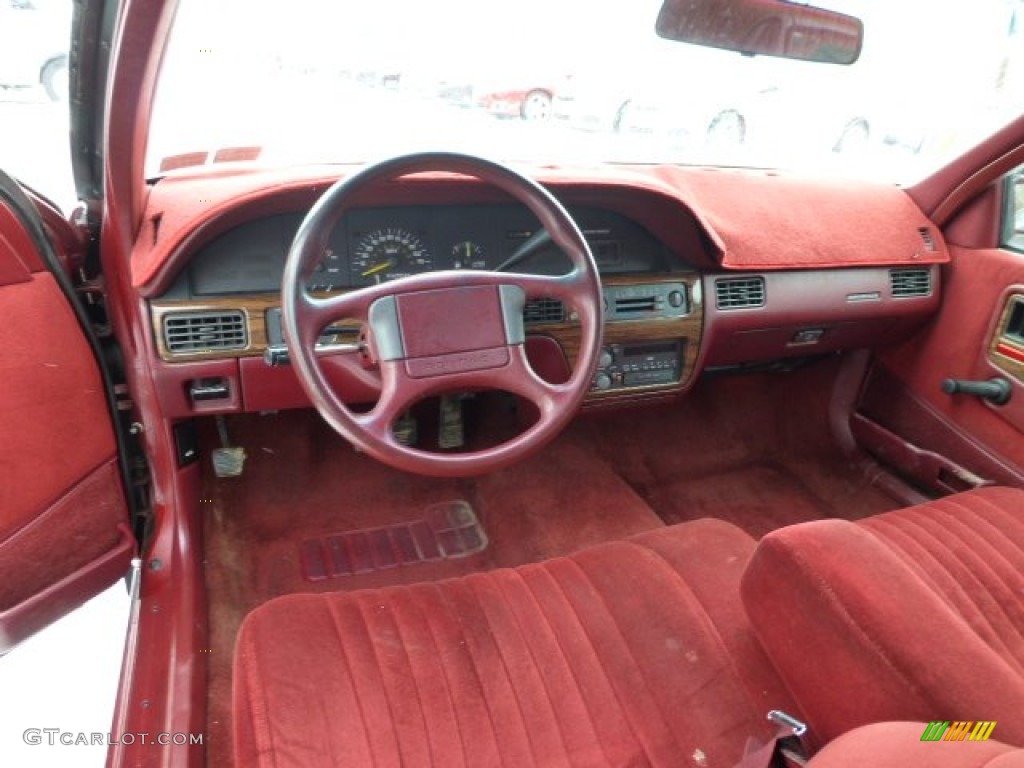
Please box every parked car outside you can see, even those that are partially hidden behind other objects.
[731,63,878,156]
[554,46,881,160]
[476,82,559,121]
[552,45,769,156]
[0,0,70,101]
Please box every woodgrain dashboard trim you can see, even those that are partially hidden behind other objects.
[150,274,705,398]
[989,291,1024,381]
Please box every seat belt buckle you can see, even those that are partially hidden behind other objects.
[734,711,810,768]
[767,710,809,767]
[767,710,807,738]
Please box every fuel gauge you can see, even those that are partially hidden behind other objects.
[451,241,487,270]
[308,247,346,292]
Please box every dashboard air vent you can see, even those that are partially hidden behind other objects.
[524,298,565,325]
[612,295,658,314]
[890,268,932,298]
[163,310,247,354]
[715,276,765,310]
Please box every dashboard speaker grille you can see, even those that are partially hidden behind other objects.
[164,310,247,354]
[523,298,565,324]
[715,276,765,309]
[890,268,932,298]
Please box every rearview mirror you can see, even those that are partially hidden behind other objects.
[656,0,863,65]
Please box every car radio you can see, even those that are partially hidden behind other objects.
[591,340,683,391]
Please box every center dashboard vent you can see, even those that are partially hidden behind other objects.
[163,310,248,354]
[523,298,565,325]
[715,276,766,310]
[890,268,932,298]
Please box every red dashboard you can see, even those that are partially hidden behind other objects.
[134,162,946,419]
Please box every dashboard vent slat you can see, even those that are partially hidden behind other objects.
[523,298,565,325]
[715,276,766,310]
[890,268,932,298]
[613,296,658,314]
[164,310,247,354]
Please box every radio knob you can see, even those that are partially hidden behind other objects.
[598,348,614,368]
[594,372,613,390]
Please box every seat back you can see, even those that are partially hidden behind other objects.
[742,487,1024,747]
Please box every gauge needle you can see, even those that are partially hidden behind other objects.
[361,261,393,277]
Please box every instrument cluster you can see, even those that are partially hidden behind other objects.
[176,204,673,299]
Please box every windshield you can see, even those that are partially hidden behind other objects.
[148,0,1024,183]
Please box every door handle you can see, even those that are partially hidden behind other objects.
[941,377,1011,405]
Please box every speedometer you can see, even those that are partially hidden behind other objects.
[351,228,432,284]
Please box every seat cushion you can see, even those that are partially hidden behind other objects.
[742,487,1024,747]
[808,722,1024,768]
[234,518,800,768]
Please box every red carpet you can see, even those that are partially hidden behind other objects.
[578,360,903,536]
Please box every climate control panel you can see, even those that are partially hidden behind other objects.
[591,340,683,392]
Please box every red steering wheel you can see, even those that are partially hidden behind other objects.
[282,152,603,477]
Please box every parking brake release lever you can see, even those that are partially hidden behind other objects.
[941,377,1011,405]
[264,345,290,367]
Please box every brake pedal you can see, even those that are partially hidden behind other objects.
[211,416,246,478]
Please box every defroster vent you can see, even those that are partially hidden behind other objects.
[715,276,766,310]
[918,227,938,252]
[164,310,248,354]
[890,268,932,298]
[523,298,565,324]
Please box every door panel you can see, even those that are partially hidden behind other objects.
[0,175,133,653]
[867,245,1024,483]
